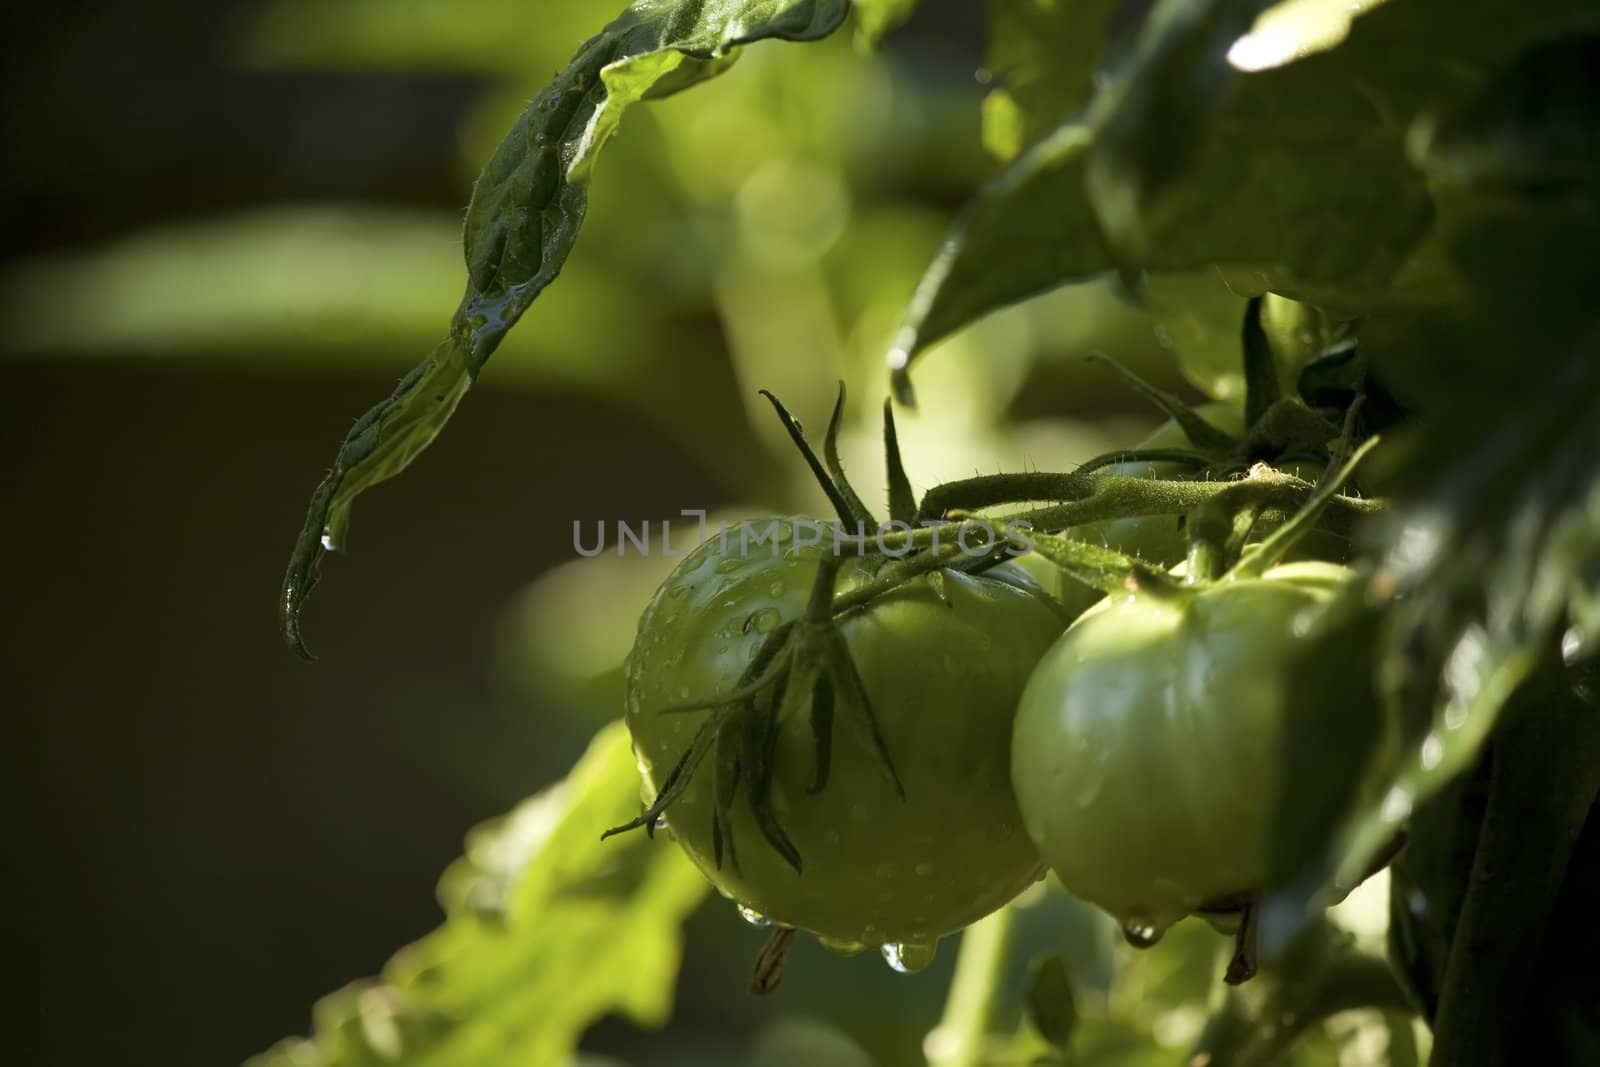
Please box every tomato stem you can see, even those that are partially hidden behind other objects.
[925,905,1018,1067]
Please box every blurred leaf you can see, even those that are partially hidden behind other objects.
[250,0,605,74]
[1386,748,1492,1020]
[982,0,1118,161]
[281,0,851,657]
[0,206,651,377]
[852,0,918,46]
[1411,35,1600,194]
[1024,955,1077,1048]
[248,722,709,1067]
[886,118,1110,403]
[1068,1018,1174,1067]
[1190,920,1410,1067]
[1427,669,1600,1066]
[1082,0,1275,261]
[1140,272,1250,401]
[889,0,1600,395]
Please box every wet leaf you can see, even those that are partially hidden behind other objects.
[281,0,851,656]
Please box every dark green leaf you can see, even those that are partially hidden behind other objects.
[1261,68,1600,944]
[247,722,708,1067]
[1024,954,1078,1049]
[1429,669,1600,1066]
[888,120,1111,403]
[1385,751,1492,1020]
[1083,0,1273,261]
[889,0,1600,394]
[982,0,1119,160]
[281,0,851,656]
[1413,35,1600,194]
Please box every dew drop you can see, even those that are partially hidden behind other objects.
[668,584,691,599]
[737,905,771,928]
[882,940,937,974]
[1121,920,1165,949]
[914,861,934,877]
[678,686,691,699]
[767,580,786,598]
[751,607,781,634]
[652,814,669,832]
[715,557,742,575]
[319,533,337,552]
[874,862,896,880]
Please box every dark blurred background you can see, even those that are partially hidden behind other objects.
[3,2,1249,1064]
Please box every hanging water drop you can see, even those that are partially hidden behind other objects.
[881,941,937,974]
[1121,920,1165,949]
[651,814,669,833]
[738,905,772,928]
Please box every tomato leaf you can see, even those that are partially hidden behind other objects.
[852,0,918,46]
[1260,42,1600,949]
[1024,954,1078,1049]
[246,722,708,1067]
[889,0,1600,400]
[981,0,1119,161]
[280,0,852,657]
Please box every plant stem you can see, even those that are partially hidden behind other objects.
[926,905,1019,1067]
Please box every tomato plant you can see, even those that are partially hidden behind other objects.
[261,2,1600,1066]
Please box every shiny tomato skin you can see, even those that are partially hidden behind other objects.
[625,517,1067,948]
[1010,561,1353,934]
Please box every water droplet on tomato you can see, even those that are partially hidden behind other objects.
[1121,920,1165,948]
[715,558,742,575]
[882,940,936,974]
[914,861,934,877]
[767,580,786,598]
[738,905,771,928]
[751,607,781,633]
[668,584,691,599]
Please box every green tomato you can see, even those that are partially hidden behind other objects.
[625,517,1067,953]
[1010,561,1356,935]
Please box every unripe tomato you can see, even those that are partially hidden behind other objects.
[625,517,1067,955]
[1010,562,1357,935]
